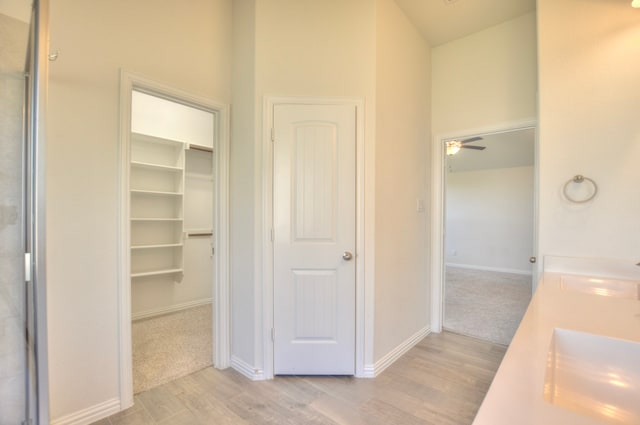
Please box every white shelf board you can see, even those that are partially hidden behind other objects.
[131,189,183,196]
[184,228,213,234]
[131,243,183,250]
[131,132,186,147]
[131,160,183,172]
[131,268,183,278]
[130,217,183,222]
[188,143,214,153]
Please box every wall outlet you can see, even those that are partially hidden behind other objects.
[416,199,425,213]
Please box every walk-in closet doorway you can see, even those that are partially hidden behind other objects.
[118,71,229,407]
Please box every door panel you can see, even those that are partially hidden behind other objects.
[273,104,356,375]
[293,125,336,241]
[292,270,337,340]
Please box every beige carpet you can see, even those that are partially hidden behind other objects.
[132,304,212,394]
[444,267,532,346]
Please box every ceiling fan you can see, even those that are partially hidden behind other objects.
[446,136,486,156]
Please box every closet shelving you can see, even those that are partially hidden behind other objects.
[130,132,185,280]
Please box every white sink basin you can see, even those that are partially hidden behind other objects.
[560,275,640,300]
[544,329,640,424]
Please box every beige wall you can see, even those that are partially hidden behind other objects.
[230,0,258,372]
[432,12,538,136]
[373,0,431,362]
[47,0,231,420]
[254,0,376,97]
[446,166,534,273]
[537,0,640,264]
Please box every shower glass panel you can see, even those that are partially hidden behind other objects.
[1,1,47,424]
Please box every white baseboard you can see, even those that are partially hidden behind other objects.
[132,298,212,321]
[359,364,376,378]
[446,263,532,276]
[231,355,265,381]
[231,325,429,381]
[371,326,431,377]
[51,398,120,425]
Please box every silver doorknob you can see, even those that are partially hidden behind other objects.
[529,256,537,264]
[342,251,353,261]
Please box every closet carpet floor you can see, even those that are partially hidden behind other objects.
[444,267,532,346]
[132,304,212,394]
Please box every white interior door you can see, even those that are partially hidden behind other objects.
[273,103,356,375]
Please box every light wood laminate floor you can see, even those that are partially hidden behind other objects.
[95,332,506,425]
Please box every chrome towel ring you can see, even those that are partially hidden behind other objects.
[563,175,598,203]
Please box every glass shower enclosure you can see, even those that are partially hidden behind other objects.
[0,1,48,424]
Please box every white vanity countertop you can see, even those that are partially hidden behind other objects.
[472,271,640,425]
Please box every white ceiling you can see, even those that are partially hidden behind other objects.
[446,128,535,173]
[394,0,536,46]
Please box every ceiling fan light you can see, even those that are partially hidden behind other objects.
[446,141,462,156]
[447,146,460,156]
[633,0,640,8]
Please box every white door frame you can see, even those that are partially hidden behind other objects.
[262,96,371,379]
[429,118,538,332]
[118,70,230,408]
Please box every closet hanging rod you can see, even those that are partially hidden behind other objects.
[188,144,214,153]
[187,232,213,237]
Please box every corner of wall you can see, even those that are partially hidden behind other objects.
[230,0,258,366]
[373,0,432,364]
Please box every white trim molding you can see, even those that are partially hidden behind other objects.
[131,298,212,321]
[231,355,266,381]
[50,398,120,425]
[118,70,231,409]
[430,119,538,333]
[370,326,431,377]
[361,364,376,378]
[261,96,371,379]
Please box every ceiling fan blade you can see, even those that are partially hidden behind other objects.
[460,136,483,144]
[462,145,486,150]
